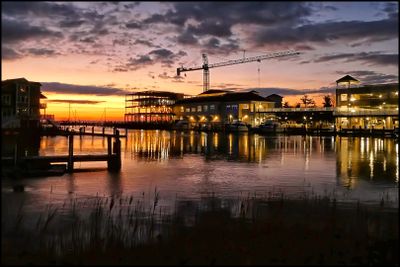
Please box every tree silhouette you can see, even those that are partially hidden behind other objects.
[283,101,291,108]
[322,95,333,107]
[300,94,315,108]
[295,103,301,108]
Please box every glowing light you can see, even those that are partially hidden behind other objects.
[379,94,382,98]
[350,98,356,102]
[379,106,382,109]
[350,109,355,113]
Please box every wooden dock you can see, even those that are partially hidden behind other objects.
[2,130,122,173]
[57,125,128,138]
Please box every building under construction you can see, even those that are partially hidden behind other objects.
[124,91,184,123]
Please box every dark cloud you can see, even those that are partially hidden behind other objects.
[59,19,86,28]
[158,72,184,82]
[176,30,199,45]
[336,70,398,84]
[115,49,187,71]
[41,82,126,96]
[252,17,398,47]
[125,21,143,29]
[46,99,105,105]
[133,39,159,48]
[2,46,23,60]
[1,18,63,44]
[144,2,311,28]
[201,37,240,55]
[382,2,398,20]
[25,48,60,56]
[1,1,80,19]
[313,52,398,66]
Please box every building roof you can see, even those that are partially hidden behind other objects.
[266,94,283,99]
[175,91,270,104]
[198,89,232,95]
[126,90,183,98]
[336,75,360,84]
[2,78,42,86]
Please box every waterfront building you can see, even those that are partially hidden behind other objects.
[334,75,399,130]
[124,91,184,123]
[172,89,276,128]
[1,78,47,129]
[265,93,283,108]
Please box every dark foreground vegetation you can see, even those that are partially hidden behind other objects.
[2,191,398,265]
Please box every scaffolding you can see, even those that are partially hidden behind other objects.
[124,91,184,123]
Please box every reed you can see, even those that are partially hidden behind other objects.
[1,188,398,265]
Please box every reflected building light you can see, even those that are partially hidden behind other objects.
[369,152,374,179]
[360,138,365,154]
[383,157,386,172]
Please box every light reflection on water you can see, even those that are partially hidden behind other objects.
[1,130,398,212]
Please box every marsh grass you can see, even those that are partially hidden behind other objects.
[1,188,398,265]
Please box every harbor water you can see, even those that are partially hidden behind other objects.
[2,130,398,213]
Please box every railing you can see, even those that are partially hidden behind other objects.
[261,107,334,112]
[334,109,398,116]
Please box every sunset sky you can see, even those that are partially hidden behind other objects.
[2,1,398,121]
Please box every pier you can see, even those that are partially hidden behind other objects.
[2,130,122,174]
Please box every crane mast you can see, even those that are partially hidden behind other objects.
[177,50,300,92]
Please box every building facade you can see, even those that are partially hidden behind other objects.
[173,90,276,128]
[124,91,184,124]
[1,78,46,129]
[334,75,399,130]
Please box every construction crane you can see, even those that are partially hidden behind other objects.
[177,50,300,92]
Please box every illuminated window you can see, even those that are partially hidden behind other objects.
[210,105,215,111]
[185,108,190,113]
[191,107,196,112]
[197,105,202,112]
[203,105,208,112]
[180,106,184,112]
[242,104,249,109]
[340,94,347,101]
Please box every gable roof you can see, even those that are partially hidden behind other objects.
[266,94,283,99]
[176,91,270,104]
[336,75,360,84]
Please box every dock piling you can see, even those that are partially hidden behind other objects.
[68,134,74,172]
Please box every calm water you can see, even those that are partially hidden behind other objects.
[2,130,399,213]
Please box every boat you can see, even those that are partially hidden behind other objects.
[225,121,248,132]
[259,120,283,134]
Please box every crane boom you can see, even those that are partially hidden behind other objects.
[177,50,300,92]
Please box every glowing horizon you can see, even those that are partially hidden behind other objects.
[2,2,398,120]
